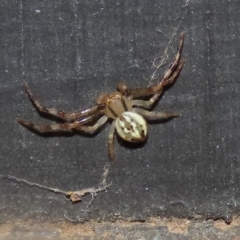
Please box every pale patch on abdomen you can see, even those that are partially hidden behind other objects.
[115,111,147,142]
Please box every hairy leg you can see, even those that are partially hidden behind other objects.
[132,60,185,109]
[108,120,116,162]
[17,118,75,133]
[17,115,108,134]
[75,116,108,134]
[23,83,103,122]
[133,108,179,121]
[117,33,185,100]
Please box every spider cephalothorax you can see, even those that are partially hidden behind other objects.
[100,91,147,142]
[17,33,185,161]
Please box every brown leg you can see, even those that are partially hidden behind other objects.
[17,118,75,133]
[23,83,102,122]
[118,33,185,99]
[17,115,108,134]
[132,60,185,108]
[133,108,179,120]
[75,116,108,134]
[108,120,116,162]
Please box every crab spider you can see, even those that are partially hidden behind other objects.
[17,33,185,161]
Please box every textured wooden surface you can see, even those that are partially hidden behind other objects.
[0,0,240,229]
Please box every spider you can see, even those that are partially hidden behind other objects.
[17,33,185,162]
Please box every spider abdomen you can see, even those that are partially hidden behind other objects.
[115,111,147,142]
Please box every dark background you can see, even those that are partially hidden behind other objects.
[0,0,240,223]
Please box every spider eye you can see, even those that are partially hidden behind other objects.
[115,111,147,142]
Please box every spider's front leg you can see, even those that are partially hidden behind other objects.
[132,60,184,109]
[22,83,103,122]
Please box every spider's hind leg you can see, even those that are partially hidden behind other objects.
[17,115,108,134]
[108,120,116,162]
[17,118,75,133]
[133,108,179,121]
